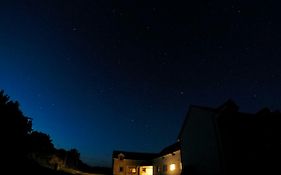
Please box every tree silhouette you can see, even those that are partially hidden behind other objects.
[0,90,32,162]
[54,148,81,169]
[67,148,80,168]
[55,148,68,167]
[0,90,99,173]
[27,131,54,153]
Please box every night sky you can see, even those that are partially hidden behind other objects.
[1,0,281,167]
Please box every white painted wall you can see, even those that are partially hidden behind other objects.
[153,150,182,175]
[113,158,142,175]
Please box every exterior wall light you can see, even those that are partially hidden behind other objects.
[170,164,176,171]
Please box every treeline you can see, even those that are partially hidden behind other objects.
[0,90,98,172]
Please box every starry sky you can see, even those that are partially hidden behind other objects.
[1,0,281,167]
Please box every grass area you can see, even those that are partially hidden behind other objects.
[5,158,111,175]
[26,163,110,175]
[7,159,72,175]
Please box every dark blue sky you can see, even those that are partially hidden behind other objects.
[1,0,281,167]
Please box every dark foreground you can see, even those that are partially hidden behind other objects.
[9,159,71,175]
[8,159,111,175]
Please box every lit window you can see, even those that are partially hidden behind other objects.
[170,164,176,171]
[130,168,136,173]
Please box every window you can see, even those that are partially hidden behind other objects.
[157,166,160,172]
[163,165,167,172]
[170,164,176,171]
[118,153,124,160]
[119,167,124,172]
[129,167,136,174]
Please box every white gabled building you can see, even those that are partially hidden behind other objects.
[113,100,281,175]
[112,142,181,175]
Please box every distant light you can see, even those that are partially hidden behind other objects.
[170,164,176,171]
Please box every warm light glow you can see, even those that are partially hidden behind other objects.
[131,168,136,173]
[140,166,153,175]
[170,164,176,171]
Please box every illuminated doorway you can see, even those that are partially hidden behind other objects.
[139,166,153,175]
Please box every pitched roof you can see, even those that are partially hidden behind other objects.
[159,142,181,156]
[177,99,241,140]
[217,99,239,112]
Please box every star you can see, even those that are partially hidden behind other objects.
[145,25,151,31]
[72,27,78,31]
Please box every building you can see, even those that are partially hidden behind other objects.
[112,151,157,175]
[153,142,182,175]
[113,142,181,175]
[179,100,281,175]
[113,100,281,175]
